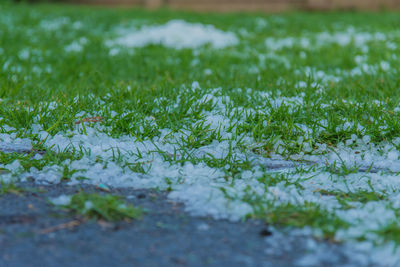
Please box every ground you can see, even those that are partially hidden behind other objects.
[2,2,400,266]
[1,183,361,267]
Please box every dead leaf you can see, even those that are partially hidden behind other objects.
[40,220,82,234]
[75,116,103,125]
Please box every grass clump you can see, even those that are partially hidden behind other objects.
[0,181,26,195]
[255,202,350,240]
[317,189,385,203]
[59,192,142,221]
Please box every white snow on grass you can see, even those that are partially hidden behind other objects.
[2,84,400,265]
[107,20,239,49]
[64,37,88,53]
[264,27,398,56]
[5,10,400,266]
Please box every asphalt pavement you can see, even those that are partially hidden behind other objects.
[0,182,366,267]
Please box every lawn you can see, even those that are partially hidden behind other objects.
[2,2,400,264]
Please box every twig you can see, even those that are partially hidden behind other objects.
[40,220,82,234]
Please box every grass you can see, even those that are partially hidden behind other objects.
[0,180,45,195]
[259,202,349,240]
[2,2,400,254]
[0,181,26,195]
[56,192,142,221]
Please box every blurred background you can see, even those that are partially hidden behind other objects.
[11,0,400,12]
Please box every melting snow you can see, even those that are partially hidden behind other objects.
[2,85,400,265]
[0,139,32,154]
[107,20,239,49]
[50,194,72,206]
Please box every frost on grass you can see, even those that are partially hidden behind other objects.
[107,20,239,49]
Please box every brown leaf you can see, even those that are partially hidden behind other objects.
[40,220,82,234]
[75,116,103,125]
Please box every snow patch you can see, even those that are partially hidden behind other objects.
[108,20,238,49]
[50,194,72,206]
